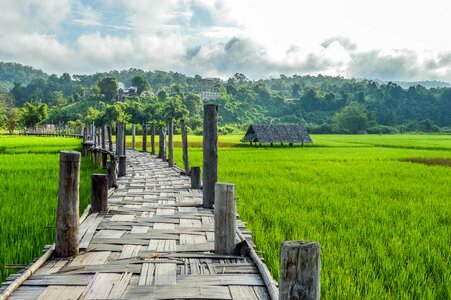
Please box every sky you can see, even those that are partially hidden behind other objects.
[1,0,451,81]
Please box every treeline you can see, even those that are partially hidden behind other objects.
[1,62,451,134]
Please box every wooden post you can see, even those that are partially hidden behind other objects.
[203,104,218,208]
[131,124,136,150]
[101,126,106,150]
[97,128,101,146]
[82,142,89,157]
[280,241,321,300]
[180,119,190,174]
[151,123,156,155]
[91,123,95,142]
[107,159,118,188]
[91,174,108,213]
[116,123,124,156]
[55,151,80,258]
[102,152,108,169]
[118,155,126,177]
[83,127,87,142]
[214,183,236,255]
[122,124,126,155]
[190,166,201,189]
[168,118,174,167]
[160,127,167,162]
[142,124,147,152]
[107,126,113,151]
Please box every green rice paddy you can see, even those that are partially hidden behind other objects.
[1,134,450,298]
[0,136,103,282]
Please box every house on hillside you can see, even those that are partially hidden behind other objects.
[241,124,313,146]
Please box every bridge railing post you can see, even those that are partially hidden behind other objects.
[118,155,126,177]
[55,151,80,258]
[203,104,218,208]
[280,241,321,300]
[168,118,174,167]
[190,166,201,189]
[180,119,190,175]
[214,182,236,255]
[142,123,147,152]
[131,124,136,150]
[91,174,108,213]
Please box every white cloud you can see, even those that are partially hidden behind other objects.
[1,0,451,81]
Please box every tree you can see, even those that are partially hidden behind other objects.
[97,77,118,101]
[131,75,151,95]
[163,96,188,121]
[157,90,167,101]
[335,103,369,133]
[20,102,48,129]
[185,93,202,117]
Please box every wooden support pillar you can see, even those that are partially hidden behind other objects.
[97,129,101,146]
[106,159,118,188]
[203,104,218,208]
[55,151,80,258]
[160,128,167,162]
[180,119,190,175]
[83,127,87,142]
[142,124,147,152]
[116,123,124,156]
[91,123,95,142]
[101,126,106,150]
[190,166,201,189]
[122,124,126,155]
[91,174,108,213]
[102,152,108,169]
[131,124,136,150]
[107,126,113,151]
[118,155,126,177]
[151,123,156,155]
[82,142,89,157]
[280,241,321,300]
[214,183,236,255]
[168,118,174,167]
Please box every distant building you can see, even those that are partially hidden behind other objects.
[241,124,313,146]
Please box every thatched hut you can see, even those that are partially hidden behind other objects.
[241,124,313,146]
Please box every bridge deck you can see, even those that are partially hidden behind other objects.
[4,150,275,299]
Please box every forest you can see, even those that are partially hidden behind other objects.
[1,61,451,134]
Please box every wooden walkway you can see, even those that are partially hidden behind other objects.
[3,150,277,299]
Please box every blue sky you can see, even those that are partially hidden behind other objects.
[1,0,450,81]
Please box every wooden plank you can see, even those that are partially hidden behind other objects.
[154,263,176,285]
[180,234,207,245]
[138,263,155,286]
[79,215,104,249]
[110,215,135,222]
[8,286,46,300]
[34,260,68,275]
[22,274,93,286]
[148,239,176,251]
[229,285,259,299]
[80,272,132,299]
[124,285,231,299]
[153,223,175,230]
[130,226,149,233]
[120,245,142,259]
[93,230,125,239]
[37,286,84,300]
[68,251,111,267]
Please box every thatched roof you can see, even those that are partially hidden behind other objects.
[241,124,313,144]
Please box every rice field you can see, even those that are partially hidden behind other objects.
[0,136,103,282]
[161,134,449,299]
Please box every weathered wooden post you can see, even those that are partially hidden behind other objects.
[101,126,106,150]
[280,241,321,300]
[142,124,147,152]
[160,127,167,162]
[55,151,80,257]
[131,124,136,150]
[116,123,124,156]
[118,155,126,177]
[190,166,201,189]
[122,123,126,155]
[106,159,118,188]
[180,119,190,174]
[83,127,88,142]
[214,183,236,254]
[91,174,108,213]
[203,104,218,208]
[107,125,113,151]
[151,123,156,155]
[168,118,174,167]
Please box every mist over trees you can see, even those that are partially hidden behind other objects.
[1,62,451,134]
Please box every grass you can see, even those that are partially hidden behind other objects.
[0,136,103,282]
[153,134,449,299]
